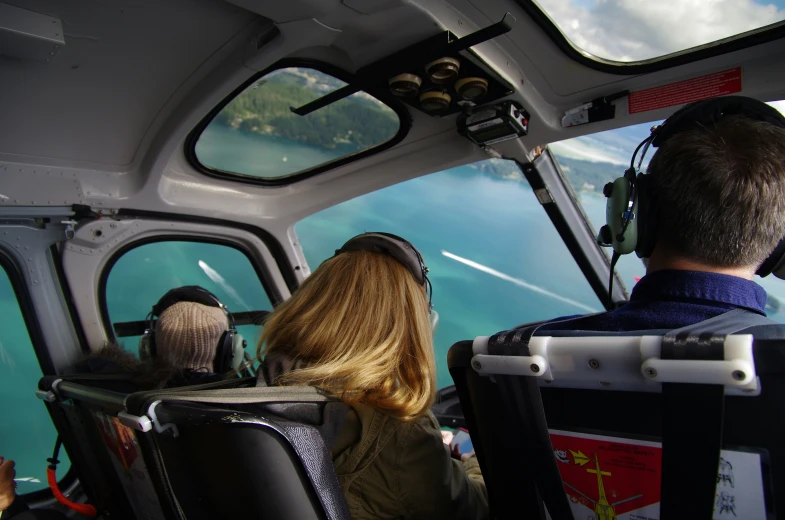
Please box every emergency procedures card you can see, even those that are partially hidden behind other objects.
[547,429,767,520]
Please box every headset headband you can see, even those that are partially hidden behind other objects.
[334,232,433,310]
[141,285,245,374]
[601,95,785,305]
[652,96,785,148]
[619,96,785,243]
[151,285,235,329]
[336,232,428,285]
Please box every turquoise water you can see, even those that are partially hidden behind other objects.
[294,163,604,389]
[4,128,785,495]
[0,270,67,494]
[195,123,362,178]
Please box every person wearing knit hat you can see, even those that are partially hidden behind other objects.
[154,301,230,373]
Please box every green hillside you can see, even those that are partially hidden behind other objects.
[213,70,400,150]
[470,155,625,195]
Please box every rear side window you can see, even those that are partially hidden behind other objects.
[193,66,403,182]
[104,241,273,352]
[0,264,69,492]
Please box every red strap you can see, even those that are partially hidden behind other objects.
[47,467,97,517]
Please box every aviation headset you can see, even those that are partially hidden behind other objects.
[599,96,785,282]
[334,232,434,314]
[139,285,247,372]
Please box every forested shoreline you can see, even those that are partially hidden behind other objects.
[213,68,619,193]
[213,70,399,151]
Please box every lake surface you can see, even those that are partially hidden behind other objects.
[195,123,362,178]
[4,129,785,491]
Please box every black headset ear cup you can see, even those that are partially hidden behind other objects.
[139,329,157,360]
[756,236,785,278]
[213,330,236,373]
[634,173,657,259]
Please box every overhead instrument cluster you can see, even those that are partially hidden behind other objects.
[289,14,518,120]
[388,53,507,116]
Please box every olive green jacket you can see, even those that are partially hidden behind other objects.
[331,403,488,520]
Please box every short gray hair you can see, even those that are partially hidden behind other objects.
[648,114,785,268]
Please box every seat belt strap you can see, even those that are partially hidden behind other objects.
[660,335,725,520]
[489,324,579,520]
[665,307,777,336]
[660,308,776,519]
[487,313,628,519]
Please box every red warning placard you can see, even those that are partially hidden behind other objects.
[551,430,661,519]
[549,430,768,519]
[629,68,742,114]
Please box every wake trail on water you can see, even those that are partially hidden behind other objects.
[198,260,251,310]
[441,251,598,313]
[0,340,16,370]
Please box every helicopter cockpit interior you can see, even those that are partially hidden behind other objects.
[2,0,785,518]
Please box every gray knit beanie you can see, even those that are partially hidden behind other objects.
[155,301,229,372]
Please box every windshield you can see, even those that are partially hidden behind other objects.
[295,159,600,388]
[549,99,785,321]
[533,0,785,62]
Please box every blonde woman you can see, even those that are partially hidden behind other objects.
[258,232,488,520]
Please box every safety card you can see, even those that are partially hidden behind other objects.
[92,411,168,520]
[549,430,767,520]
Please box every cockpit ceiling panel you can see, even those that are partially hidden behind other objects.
[0,0,256,166]
[230,0,444,69]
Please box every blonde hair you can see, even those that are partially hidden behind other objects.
[258,250,436,420]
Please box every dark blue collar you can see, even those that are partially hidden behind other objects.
[630,270,767,314]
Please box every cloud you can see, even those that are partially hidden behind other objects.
[549,138,628,165]
[536,0,785,61]
[550,120,659,164]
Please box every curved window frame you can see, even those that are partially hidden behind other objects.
[97,236,279,343]
[515,0,785,75]
[185,58,412,186]
[0,252,76,502]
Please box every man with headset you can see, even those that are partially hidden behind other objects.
[137,285,247,384]
[73,285,246,389]
[542,95,785,332]
[472,96,785,520]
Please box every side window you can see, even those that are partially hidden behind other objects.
[105,241,273,352]
[549,120,658,293]
[0,262,70,493]
[294,159,600,388]
[193,66,403,182]
[549,102,785,323]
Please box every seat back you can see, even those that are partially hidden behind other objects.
[38,374,174,520]
[138,400,348,519]
[448,315,785,520]
[39,376,351,520]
